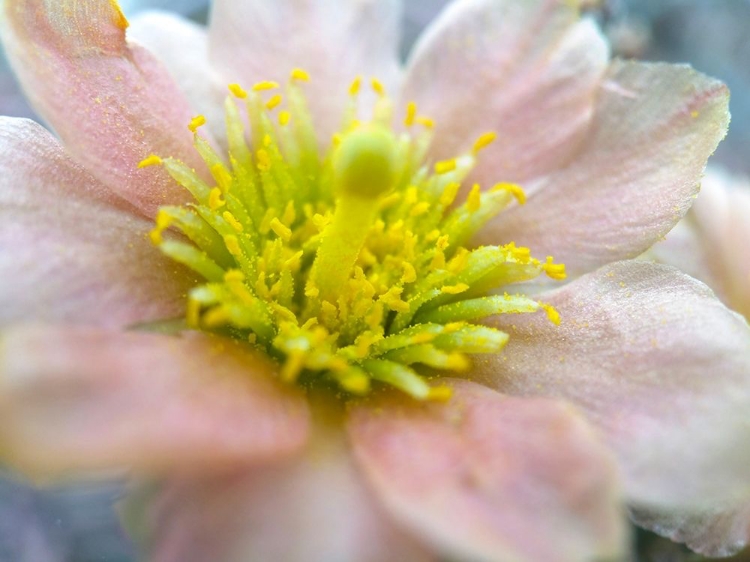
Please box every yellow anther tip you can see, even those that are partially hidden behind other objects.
[428,386,453,402]
[370,77,386,97]
[435,159,457,175]
[253,80,280,91]
[228,83,248,98]
[265,94,283,110]
[188,114,207,133]
[138,154,162,168]
[278,110,291,126]
[472,131,497,154]
[291,68,311,82]
[349,76,362,96]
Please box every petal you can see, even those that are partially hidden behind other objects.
[207,0,402,142]
[630,503,750,558]
[0,0,208,217]
[475,261,750,517]
[147,410,433,562]
[127,11,227,146]
[402,0,609,183]
[477,61,730,276]
[348,380,626,562]
[0,117,193,328]
[667,169,750,319]
[0,327,309,476]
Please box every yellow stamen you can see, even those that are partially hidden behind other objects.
[435,159,457,174]
[209,187,225,210]
[349,76,362,96]
[371,78,386,97]
[291,68,311,82]
[472,131,497,154]
[138,154,162,168]
[404,101,417,127]
[278,110,291,126]
[188,114,206,133]
[253,80,280,91]
[265,94,283,110]
[270,217,292,241]
[228,83,248,98]
[467,183,482,212]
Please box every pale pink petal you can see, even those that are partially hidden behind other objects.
[0,117,194,328]
[348,380,626,562]
[0,0,208,217]
[663,169,750,319]
[477,61,729,276]
[207,0,402,142]
[630,503,750,558]
[148,412,433,562]
[0,327,309,476]
[474,261,750,541]
[128,11,227,146]
[402,0,609,184]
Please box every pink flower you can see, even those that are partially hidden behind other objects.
[1,0,749,560]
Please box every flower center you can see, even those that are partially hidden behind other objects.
[140,70,564,401]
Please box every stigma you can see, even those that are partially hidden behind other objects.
[140,69,565,400]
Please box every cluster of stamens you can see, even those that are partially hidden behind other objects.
[140,69,565,401]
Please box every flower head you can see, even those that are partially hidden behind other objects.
[1,0,749,560]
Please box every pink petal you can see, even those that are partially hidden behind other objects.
[475,261,750,536]
[402,0,609,184]
[148,412,432,562]
[0,0,208,217]
[207,0,402,143]
[128,11,227,147]
[630,503,750,558]
[0,326,309,476]
[653,169,750,319]
[477,61,729,276]
[0,117,193,328]
[348,380,626,562]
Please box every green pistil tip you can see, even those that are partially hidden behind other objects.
[333,125,397,198]
[144,72,565,401]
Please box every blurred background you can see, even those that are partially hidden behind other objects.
[1,1,749,561]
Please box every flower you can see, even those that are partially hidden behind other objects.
[1,0,749,560]
[651,167,750,322]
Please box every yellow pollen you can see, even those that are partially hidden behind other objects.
[223,211,244,232]
[349,76,362,96]
[290,68,311,82]
[278,110,291,126]
[493,182,527,205]
[467,184,482,212]
[415,116,435,128]
[212,163,233,193]
[228,83,248,98]
[472,131,497,153]
[404,101,417,127]
[256,149,271,171]
[253,80,279,91]
[224,269,245,283]
[224,235,242,257]
[542,257,567,280]
[410,201,431,217]
[209,187,226,210]
[270,217,292,241]
[188,114,206,133]
[137,154,162,168]
[540,303,561,325]
[435,159,457,174]
[371,78,386,97]
[440,283,469,295]
[401,261,417,284]
[428,386,454,402]
[265,94,283,110]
